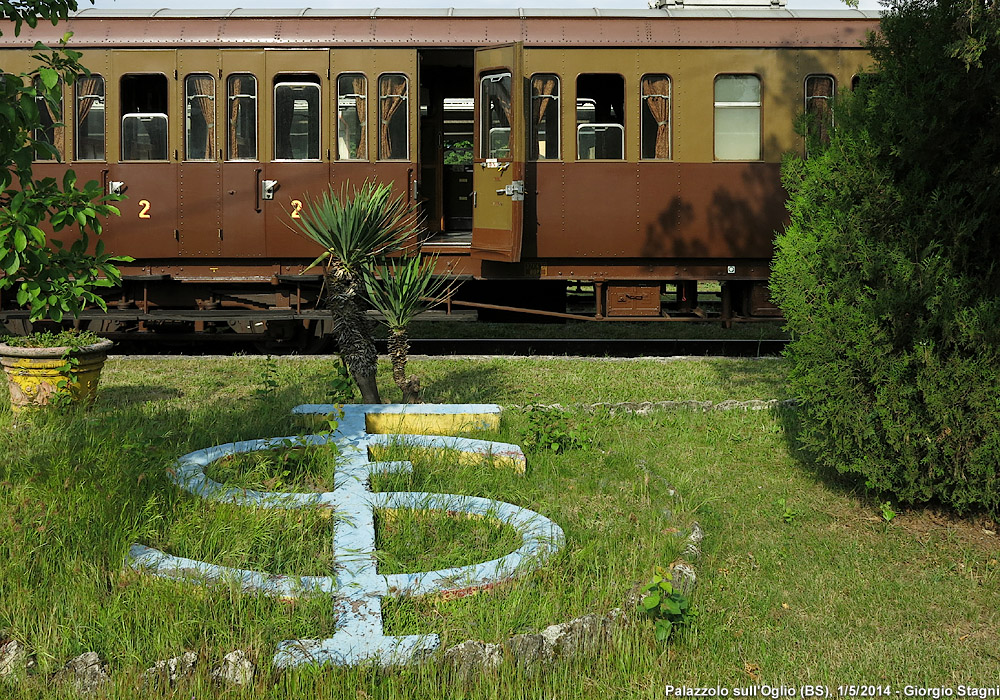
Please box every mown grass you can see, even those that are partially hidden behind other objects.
[0,355,997,699]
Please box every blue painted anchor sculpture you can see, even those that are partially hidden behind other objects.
[130,404,564,667]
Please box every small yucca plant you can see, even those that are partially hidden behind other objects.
[365,255,454,403]
[293,181,422,404]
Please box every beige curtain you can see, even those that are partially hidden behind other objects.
[807,76,834,146]
[191,75,215,159]
[76,76,101,126]
[531,76,557,160]
[229,76,244,159]
[353,75,367,160]
[379,75,406,159]
[642,75,670,160]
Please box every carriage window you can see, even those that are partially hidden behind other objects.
[227,73,257,161]
[338,73,367,161]
[185,74,215,161]
[480,72,511,160]
[530,73,559,160]
[577,73,624,160]
[378,74,408,160]
[851,74,861,91]
[274,76,320,160]
[714,74,761,161]
[33,75,63,161]
[641,74,671,160]
[121,74,168,161]
[75,75,105,161]
[805,75,835,154]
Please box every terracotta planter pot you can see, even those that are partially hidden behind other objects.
[0,339,114,411]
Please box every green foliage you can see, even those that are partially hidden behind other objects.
[291,179,425,404]
[1,4,128,324]
[772,0,1000,515]
[519,405,591,454]
[638,566,696,642]
[776,497,800,524]
[1,328,99,348]
[443,138,473,165]
[880,501,897,523]
[293,180,421,280]
[252,355,280,401]
[325,358,356,403]
[1,0,80,37]
[364,254,454,333]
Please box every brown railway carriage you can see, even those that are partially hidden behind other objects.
[0,7,878,345]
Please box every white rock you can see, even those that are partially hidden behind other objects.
[443,640,502,677]
[211,650,254,686]
[0,640,27,677]
[56,651,109,695]
[142,651,198,686]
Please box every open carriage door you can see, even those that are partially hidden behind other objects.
[472,43,525,263]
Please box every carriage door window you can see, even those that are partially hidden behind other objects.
[714,74,761,161]
[641,74,671,160]
[530,74,559,160]
[185,74,215,161]
[480,72,511,160]
[274,76,320,160]
[121,74,168,161]
[805,74,834,154]
[75,75,105,161]
[378,74,408,160]
[576,74,624,160]
[227,73,257,160]
[33,75,63,161]
[337,73,368,160]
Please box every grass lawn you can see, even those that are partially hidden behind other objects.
[0,355,997,698]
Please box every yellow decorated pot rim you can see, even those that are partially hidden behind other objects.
[0,338,115,358]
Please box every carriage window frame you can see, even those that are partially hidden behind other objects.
[804,74,835,155]
[184,73,216,162]
[226,73,257,161]
[75,74,105,162]
[378,73,409,161]
[530,73,560,161]
[273,76,322,162]
[480,71,512,161]
[714,73,762,161]
[337,72,368,161]
[33,75,63,162]
[640,73,672,160]
[575,73,625,161]
[120,73,170,162]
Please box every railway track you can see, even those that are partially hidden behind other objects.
[377,337,787,357]
[102,335,787,357]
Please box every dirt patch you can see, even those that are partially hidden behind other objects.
[893,509,999,554]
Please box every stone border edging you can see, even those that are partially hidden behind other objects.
[440,492,704,675]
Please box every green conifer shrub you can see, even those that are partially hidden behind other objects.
[771,0,1000,514]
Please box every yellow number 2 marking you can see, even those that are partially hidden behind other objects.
[138,200,152,219]
[290,199,303,219]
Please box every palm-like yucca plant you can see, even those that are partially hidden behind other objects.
[365,254,453,403]
[293,181,422,404]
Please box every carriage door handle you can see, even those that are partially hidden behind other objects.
[261,179,279,200]
[254,169,263,212]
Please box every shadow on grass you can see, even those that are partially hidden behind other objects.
[707,356,790,400]
[94,384,184,407]
[771,402,874,505]
[410,360,507,404]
